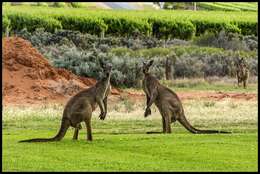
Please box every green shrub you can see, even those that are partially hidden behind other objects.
[110,47,135,57]
[149,18,195,40]
[52,2,67,8]
[70,2,87,8]
[194,30,250,51]
[35,2,49,7]
[7,13,62,32]
[192,20,241,36]
[224,23,241,34]
[234,21,257,35]
[103,17,152,37]
[54,15,107,36]
[2,15,11,36]
[3,2,11,6]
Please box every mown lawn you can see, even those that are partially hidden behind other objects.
[2,98,258,172]
[3,129,257,172]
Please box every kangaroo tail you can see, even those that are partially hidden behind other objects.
[19,118,70,143]
[178,115,231,134]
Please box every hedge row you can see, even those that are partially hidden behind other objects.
[3,6,258,39]
[7,13,62,33]
[54,14,107,36]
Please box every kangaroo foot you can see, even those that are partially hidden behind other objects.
[144,108,151,117]
[146,131,163,134]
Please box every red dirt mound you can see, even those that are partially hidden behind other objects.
[3,37,119,106]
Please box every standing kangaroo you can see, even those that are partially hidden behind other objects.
[142,60,230,134]
[236,57,249,89]
[19,63,112,142]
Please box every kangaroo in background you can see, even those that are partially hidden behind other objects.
[142,60,230,134]
[236,57,249,89]
[19,62,112,142]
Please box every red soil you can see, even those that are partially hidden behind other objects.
[126,91,256,102]
[2,37,120,106]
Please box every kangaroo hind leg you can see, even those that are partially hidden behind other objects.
[161,108,172,134]
[73,123,82,140]
[85,118,92,141]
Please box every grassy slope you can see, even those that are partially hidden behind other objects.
[3,97,258,171]
[198,2,257,11]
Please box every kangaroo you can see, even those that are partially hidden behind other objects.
[142,60,230,134]
[19,62,112,142]
[236,57,249,89]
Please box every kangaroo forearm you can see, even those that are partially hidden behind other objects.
[146,94,155,108]
[146,94,150,105]
[103,96,108,113]
[97,99,106,114]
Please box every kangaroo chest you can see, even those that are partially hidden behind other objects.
[142,78,150,97]
[105,83,111,97]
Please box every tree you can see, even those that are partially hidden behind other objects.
[165,52,177,80]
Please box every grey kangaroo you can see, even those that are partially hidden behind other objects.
[19,62,112,142]
[142,60,230,134]
[236,57,249,89]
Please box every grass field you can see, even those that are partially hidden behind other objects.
[162,77,258,93]
[198,2,257,12]
[3,90,258,171]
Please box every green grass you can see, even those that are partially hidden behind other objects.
[3,98,258,172]
[198,2,258,11]
[3,129,257,171]
[161,78,258,93]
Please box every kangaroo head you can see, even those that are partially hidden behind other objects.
[142,60,154,75]
[101,62,112,77]
[237,57,247,68]
[238,57,244,64]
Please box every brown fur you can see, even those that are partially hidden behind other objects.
[236,58,249,89]
[142,60,230,134]
[19,63,112,142]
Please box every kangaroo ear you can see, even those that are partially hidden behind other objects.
[148,60,154,67]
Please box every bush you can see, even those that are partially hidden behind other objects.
[54,15,107,36]
[16,29,185,52]
[3,2,11,6]
[150,18,195,40]
[52,2,67,8]
[103,17,152,37]
[7,13,62,33]
[35,2,49,7]
[234,21,257,35]
[70,2,85,8]
[194,30,251,51]
[2,15,11,36]
[243,35,258,50]
[174,54,205,78]
[192,20,241,37]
